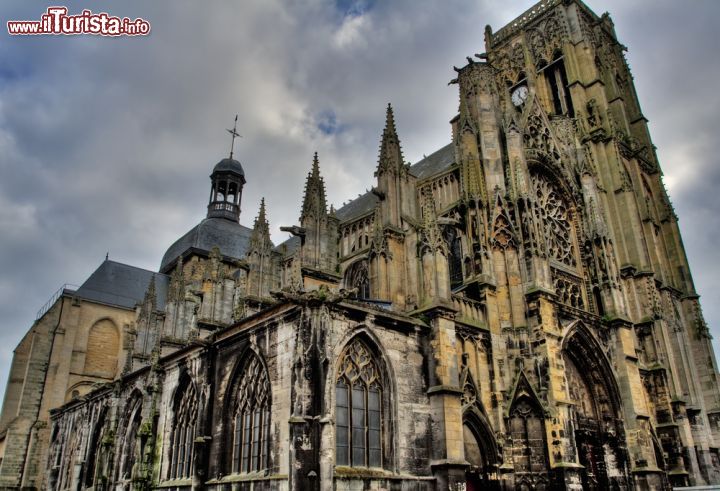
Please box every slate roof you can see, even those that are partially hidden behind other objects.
[75,260,169,311]
[213,157,245,176]
[160,218,253,272]
[274,235,301,257]
[409,142,455,180]
[334,191,379,222]
[334,142,456,223]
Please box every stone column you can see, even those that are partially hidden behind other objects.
[424,307,467,489]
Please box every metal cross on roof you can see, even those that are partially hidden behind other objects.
[226,114,242,159]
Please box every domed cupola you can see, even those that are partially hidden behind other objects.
[207,157,245,222]
[207,117,246,222]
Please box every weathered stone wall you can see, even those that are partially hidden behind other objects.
[47,299,440,490]
[0,293,135,490]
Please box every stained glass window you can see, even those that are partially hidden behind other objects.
[169,380,197,479]
[336,338,384,468]
[231,354,271,474]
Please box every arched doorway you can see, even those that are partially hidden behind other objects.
[565,354,608,489]
[464,409,500,490]
[563,322,628,490]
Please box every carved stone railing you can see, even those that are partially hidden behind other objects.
[207,201,239,220]
[452,294,486,328]
[491,0,560,45]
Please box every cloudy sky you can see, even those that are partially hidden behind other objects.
[0,0,718,399]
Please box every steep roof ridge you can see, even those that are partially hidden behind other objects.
[334,142,455,224]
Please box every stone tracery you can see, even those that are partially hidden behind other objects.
[336,337,385,468]
[231,353,271,474]
[530,171,576,267]
[344,259,370,299]
[117,396,143,483]
[169,377,198,479]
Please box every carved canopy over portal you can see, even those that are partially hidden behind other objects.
[562,323,622,425]
[562,322,628,489]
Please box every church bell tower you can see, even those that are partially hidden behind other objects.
[207,116,246,222]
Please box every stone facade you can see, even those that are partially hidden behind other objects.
[0,286,142,489]
[3,0,720,490]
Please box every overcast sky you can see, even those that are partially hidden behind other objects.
[0,0,718,399]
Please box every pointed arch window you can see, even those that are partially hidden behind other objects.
[443,227,463,288]
[336,338,384,468]
[543,55,574,116]
[169,378,198,479]
[231,354,271,474]
[59,424,81,490]
[118,398,143,481]
[344,259,370,300]
[84,406,108,487]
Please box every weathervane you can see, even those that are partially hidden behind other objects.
[226,114,242,159]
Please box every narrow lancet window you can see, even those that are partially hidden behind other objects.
[169,378,197,480]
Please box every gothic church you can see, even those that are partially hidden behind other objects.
[1,1,720,490]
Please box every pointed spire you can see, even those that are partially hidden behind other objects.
[249,198,272,251]
[142,275,157,312]
[418,187,446,255]
[376,103,406,176]
[256,197,268,226]
[384,103,397,137]
[311,151,321,180]
[300,152,328,223]
[169,257,185,302]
